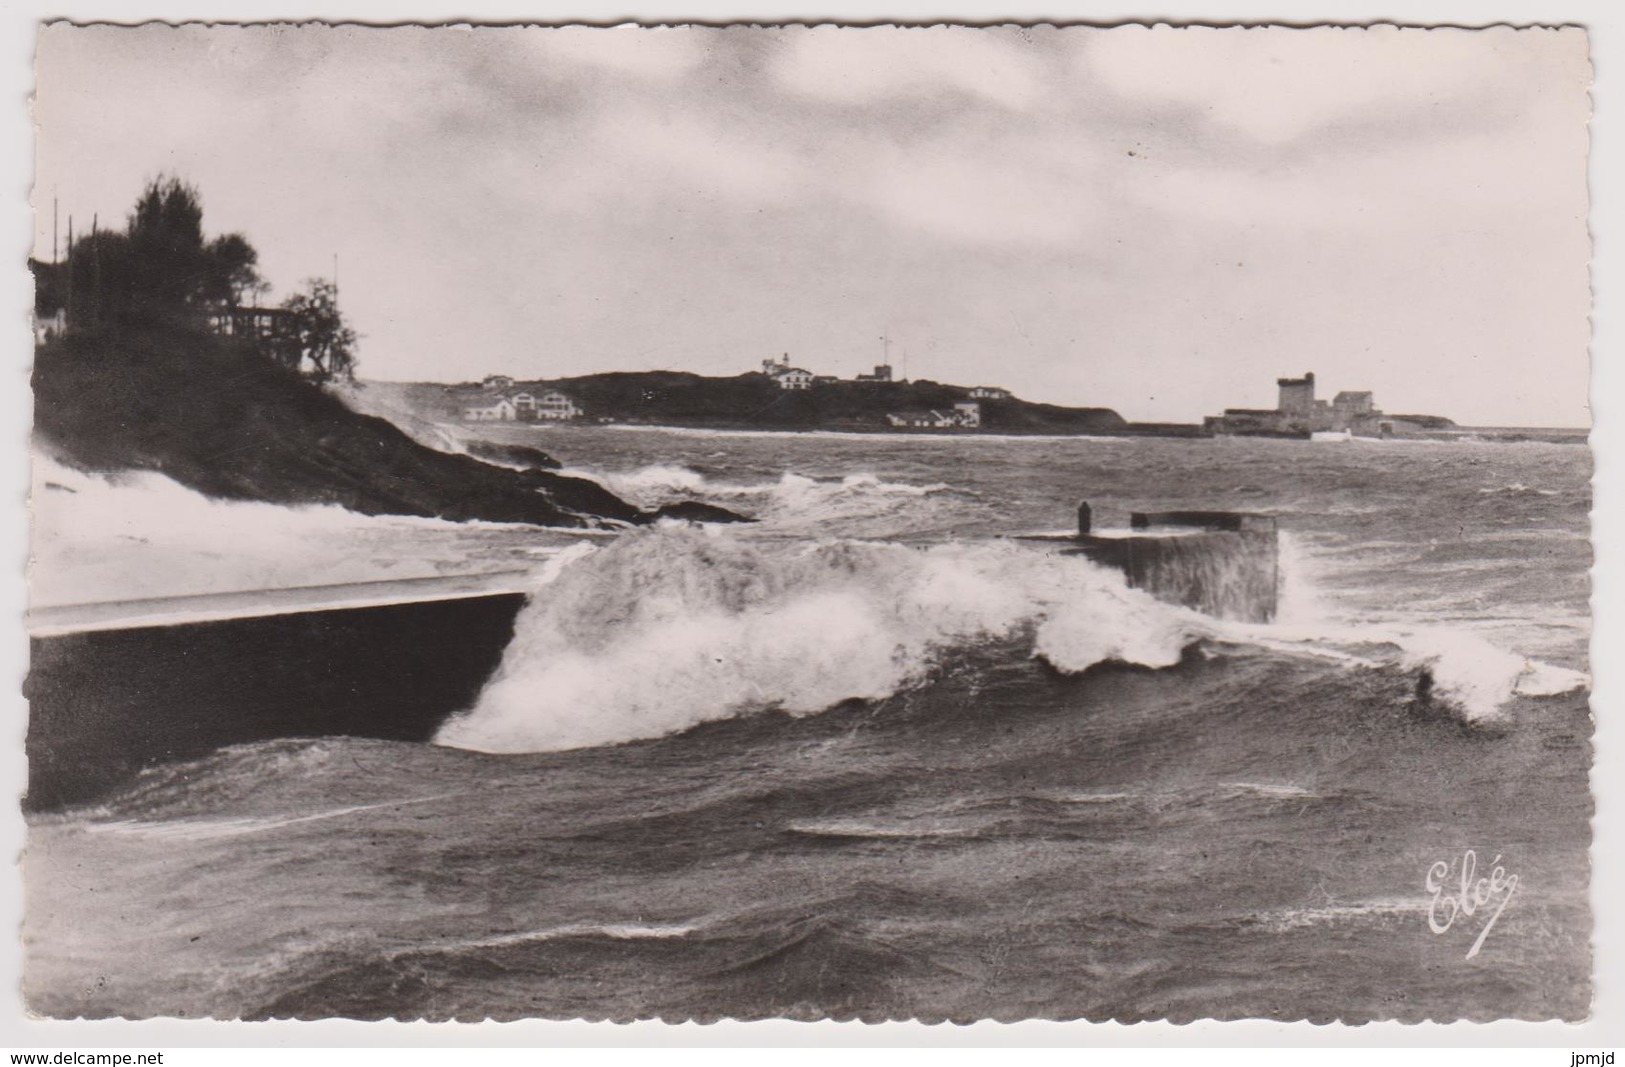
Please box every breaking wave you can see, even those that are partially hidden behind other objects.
[1238,613,1587,723]
[436,520,1589,753]
[1247,533,1587,722]
[333,383,469,455]
[435,526,1207,753]
[560,464,956,531]
[29,454,571,606]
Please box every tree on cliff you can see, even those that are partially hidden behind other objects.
[39,177,363,383]
[125,176,267,314]
[280,278,358,383]
[201,232,270,307]
[50,175,266,326]
[125,175,207,310]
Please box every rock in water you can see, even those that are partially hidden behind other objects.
[651,500,757,525]
[463,440,562,471]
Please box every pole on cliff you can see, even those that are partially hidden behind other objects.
[90,213,98,326]
[1077,500,1092,538]
[65,215,73,327]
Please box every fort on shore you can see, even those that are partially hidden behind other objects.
[1202,372,1451,438]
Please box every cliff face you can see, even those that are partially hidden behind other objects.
[32,326,746,528]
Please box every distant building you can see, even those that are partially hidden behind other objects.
[1204,372,1389,436]
[856,364,894,382]
[1202,408,1284,435]
[464,397,517,422]
[760,353,816,390]
[482,374,515,391]
[886,405,980,430]
[1277,372,1318,416]
[534,390,581,420]
[465,389,583,422]
[1333,391,1375,417]
[969,386,1010,400]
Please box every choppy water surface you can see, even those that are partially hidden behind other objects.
[25,429,1592,1021]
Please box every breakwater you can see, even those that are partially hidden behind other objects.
[25,589,526,811]
[1020,503,1280,623]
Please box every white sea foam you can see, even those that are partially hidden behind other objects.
[447,922,701,951]
[562,463,952,517]
[1476,482,1559,496]
[1248,898,1431,932]
[568,463,712,498]
[30,454,576,605]
[784,817,990,839]
[1036,791,1154,805]
[1393,626,1590,721]
[1513,659,1592,697]
[1230,612,1588,723]
[333,382,470,456]
[434,512,1589,752]
[82,793,463,842]
[1240,534,1589,721]
[1273,532,1334,628]
[435,527,1210,753]
[1219,782,1320,799]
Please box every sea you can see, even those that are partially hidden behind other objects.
[23,425,1594,1022]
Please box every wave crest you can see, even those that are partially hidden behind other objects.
[434,527,1206,753]
[562,464,958,534]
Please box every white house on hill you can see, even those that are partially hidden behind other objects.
[886,403,980,429]
[462,389,581,422]
[463,397,517,422]
[534,390,581,420]
[760,353,816,390]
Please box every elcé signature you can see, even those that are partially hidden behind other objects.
[1426,849,1518,959]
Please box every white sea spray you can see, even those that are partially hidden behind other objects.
[435,526,1209,753]
[29,454,573,605]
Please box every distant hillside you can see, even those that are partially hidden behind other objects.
[411,371,1131,434]
[33,326,746,528]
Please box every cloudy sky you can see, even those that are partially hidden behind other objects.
[34,23,1592,426]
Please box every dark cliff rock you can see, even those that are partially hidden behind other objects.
[32,326,749,528]
[462,440,562,471]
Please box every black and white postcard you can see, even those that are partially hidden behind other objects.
[17,20,1603,1030]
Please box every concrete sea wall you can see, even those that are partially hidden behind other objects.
[25,592,527,811]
